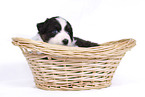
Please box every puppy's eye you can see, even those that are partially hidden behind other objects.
[51,30,58,34]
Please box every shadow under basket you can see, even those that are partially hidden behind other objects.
[12,37,136,91]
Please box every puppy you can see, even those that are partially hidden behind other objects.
[33,16,99,47]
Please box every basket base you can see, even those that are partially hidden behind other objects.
[35,82,112,91]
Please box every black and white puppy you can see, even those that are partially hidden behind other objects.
[33,16,99,47]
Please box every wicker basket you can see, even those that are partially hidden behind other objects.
[12,37,136,91]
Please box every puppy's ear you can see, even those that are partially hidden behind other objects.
[37,18,50,32]
[37,22,44,32]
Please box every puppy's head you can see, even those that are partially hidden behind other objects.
[37,16,74,46]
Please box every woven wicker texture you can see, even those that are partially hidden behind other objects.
[12,37,136,90]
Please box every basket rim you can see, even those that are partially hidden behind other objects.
[12,37,136,58]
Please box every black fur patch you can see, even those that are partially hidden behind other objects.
[37,17,61,42]
[74,37,99,47]
[65,21,73,41]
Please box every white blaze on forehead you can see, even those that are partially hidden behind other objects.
[56,17,67,30]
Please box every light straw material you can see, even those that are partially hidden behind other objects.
[12,37,136,90]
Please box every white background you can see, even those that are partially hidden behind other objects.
[0,0,145,97]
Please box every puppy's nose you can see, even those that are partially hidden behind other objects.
[62,39,68,45]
